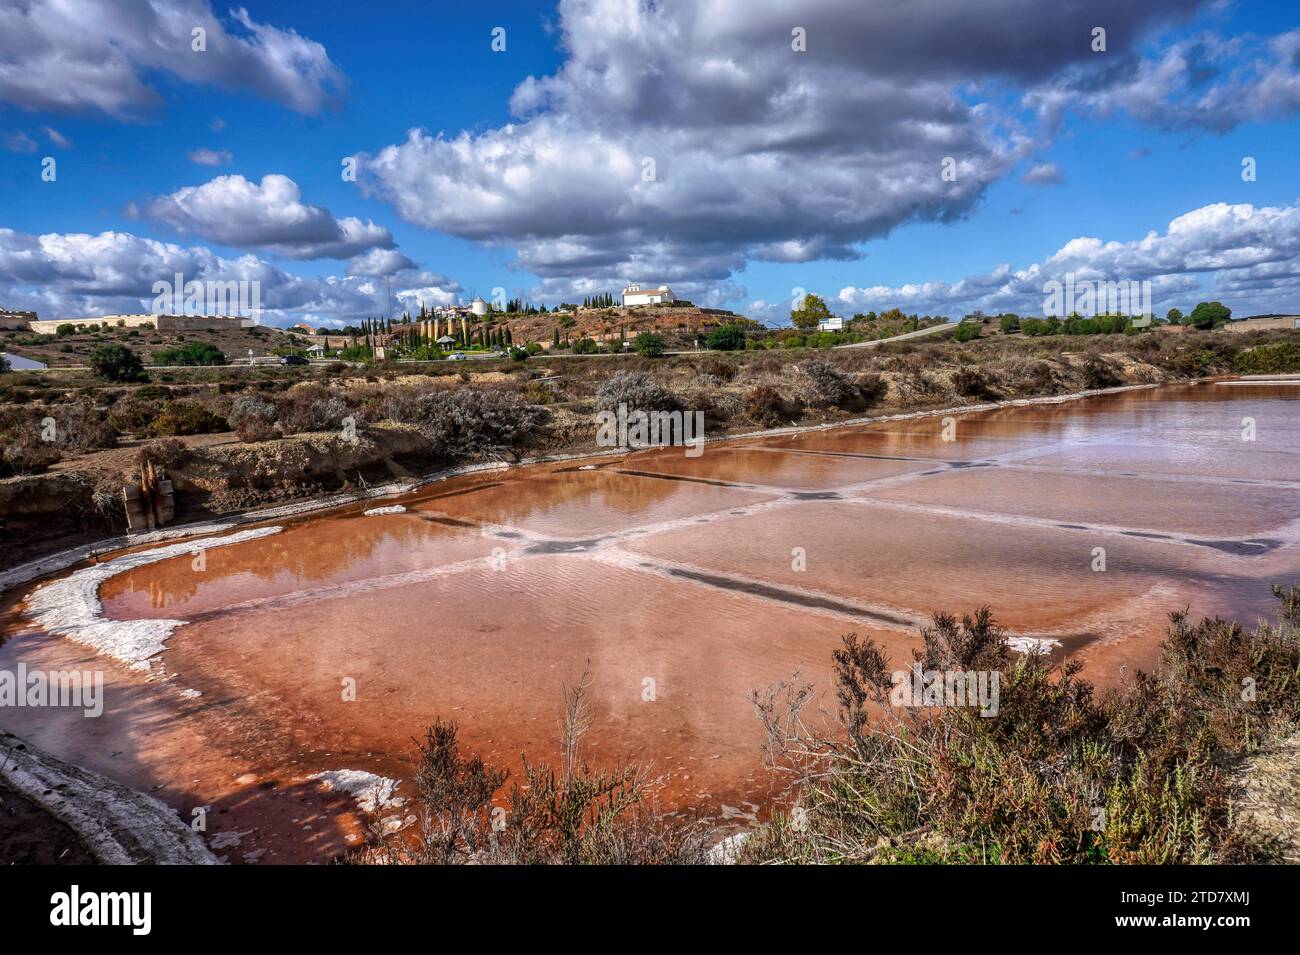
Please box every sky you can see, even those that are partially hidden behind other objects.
[2,0,1300,327]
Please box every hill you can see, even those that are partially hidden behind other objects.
[491,304,756,348]
[1,322,312,368]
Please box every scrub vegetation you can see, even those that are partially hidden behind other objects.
[739,585,1300,864]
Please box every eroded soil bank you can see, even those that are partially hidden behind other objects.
[2,381,1298,863]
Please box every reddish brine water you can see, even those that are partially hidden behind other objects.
[2,382,1298,862]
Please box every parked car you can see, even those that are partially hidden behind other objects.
[279,354,309,365]
[448,352,467,361]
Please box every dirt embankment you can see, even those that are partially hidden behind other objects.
[0,424,439,571]
[1,730,218,864]
[168,422,434,510]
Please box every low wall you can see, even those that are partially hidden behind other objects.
[1224,317,1300,333]
[27,314,256,334]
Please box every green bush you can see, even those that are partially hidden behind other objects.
[705,324,746,351]
[634,332,665,357]
[89,344,146,382]
[1234,342,1300,375]
[152,341,227,366]
[952,322,981,342]
[1186,301,1231,329]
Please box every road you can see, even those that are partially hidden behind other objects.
[833,321,957,348]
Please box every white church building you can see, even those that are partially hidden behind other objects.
[622,283,676,307]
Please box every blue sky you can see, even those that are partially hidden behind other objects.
[3,0,1300,326]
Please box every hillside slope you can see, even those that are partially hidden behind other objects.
[1,322,310,368]
[494,304,752,346]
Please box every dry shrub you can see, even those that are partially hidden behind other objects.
[136,437,189,470]
[745,383,796,427]
[950,365,999,400]
[518,379,565,405]
[108,396,164,435]
[742,353,785,378]
[402,388,545,460]
[132,384,173,402]
[1081,354,1123,389]
[276,383,354,434]
[594,371,680,413]
[699,357,738,382]
[228,395,279,443]
[375,384,434,424]
[235,417,277,442]
[856,372,887,404]
[1001,357,1058,396]
[357,666,711,865]
[702,389,744,423]
[0,418,60,475]
[54,399,118,451]
[790,359,856,408]
[149,400,229,436]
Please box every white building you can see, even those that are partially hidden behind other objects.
[470,297,488,316]
[622,283,676,307]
